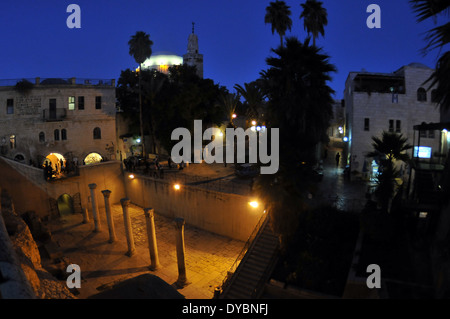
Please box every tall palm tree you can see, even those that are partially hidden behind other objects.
[234,81,265,123]
[300,0,328,46]
[410,0,450,111]
[264,1,293,47]
[256,37,336,246]
[128,31,153,158]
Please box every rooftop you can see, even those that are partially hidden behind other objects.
[0,77,115,87]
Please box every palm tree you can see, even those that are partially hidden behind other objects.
[264,1,293,47]
[255,37,336,246]
[367,131,412,212]
[300,0,328,46]
[128,31,153,158]
[410,0,450,111]
[234,81,265,123]
[217,92,240,128]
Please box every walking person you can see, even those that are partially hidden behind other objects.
[335,152,341,168]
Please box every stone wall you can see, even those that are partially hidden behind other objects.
[124,175,265,241]
[0,190,75,298]
[0,157,126,219]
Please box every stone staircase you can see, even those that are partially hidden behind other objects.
[219,215,279,299]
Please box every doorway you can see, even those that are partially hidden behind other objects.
[57,194,74,216]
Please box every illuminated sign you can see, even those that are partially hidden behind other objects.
[414,146,432,159]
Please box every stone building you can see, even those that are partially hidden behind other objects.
[0,77,117,170]
[344,63,441,180]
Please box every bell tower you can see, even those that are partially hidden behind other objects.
[183,22,204,78]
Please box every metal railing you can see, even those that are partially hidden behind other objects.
[217,212,269,297]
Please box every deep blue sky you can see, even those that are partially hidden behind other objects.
[0,0,446,99]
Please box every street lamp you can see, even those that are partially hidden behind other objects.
[249,200,259,208]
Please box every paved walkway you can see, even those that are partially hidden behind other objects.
[47,203,245,299]
[314,149,369,213]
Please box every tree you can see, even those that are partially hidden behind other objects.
[300,0,328,46]
[216,92,240,128]
[128,31,153,157]
[367,131,412,213]
[255,37,336,247]
[264,1,293,47]
[234,81,266,123]
[410,0,450,111]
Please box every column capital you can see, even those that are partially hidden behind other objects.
[88,183,97,189]
[101,190,112,197]
[120,198,130,207]
[175,217,185,230]
[144,208,155,218]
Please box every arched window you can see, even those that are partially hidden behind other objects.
[39,132,45,143]
[417,88,427,102]
[61,129,67,140]
[431,89,438,103]
[54,129,60,141]
[93,127,101,140]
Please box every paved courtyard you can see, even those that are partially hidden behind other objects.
[47,202,245,299]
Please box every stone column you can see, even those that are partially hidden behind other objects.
[144,208,160,270]
[82,207,89,224]
[120,198,135,257]
[175,217,189,287]
[102,190,116,243]
[88,183,101,232]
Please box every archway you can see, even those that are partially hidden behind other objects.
[45,153,66,177]
[84,152,103,165]
[57,194,74,216]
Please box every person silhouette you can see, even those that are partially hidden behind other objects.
[335,152,341,168]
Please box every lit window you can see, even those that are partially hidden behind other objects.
[95,96,102,109]
[9,135,16,149]
[68,96,75,110]
[93,127,101,139]
[417,88,427,102]
[6,99,14,114]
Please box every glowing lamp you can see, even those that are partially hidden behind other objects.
[174,184,181,190]
[128,174,135,179]
[232,114,237,119]
[249,201,259,208]
[251,120,257,126]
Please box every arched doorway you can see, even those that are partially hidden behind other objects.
[57,194,74,216]
[84,152,103,165]
[44,153,66,177]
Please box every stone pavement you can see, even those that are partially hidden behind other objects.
[47,203,245,299]
[313,149,370,213]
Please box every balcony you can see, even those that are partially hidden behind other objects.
[43,108,67,121]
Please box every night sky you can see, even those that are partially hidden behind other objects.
[0,0,446,99]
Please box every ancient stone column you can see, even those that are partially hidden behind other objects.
[120,198,135,257]
[82,207,89,224]
[175,217,189,287]
[102,190,116,243]
[144,208,160,270]
[88,183,101,232]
